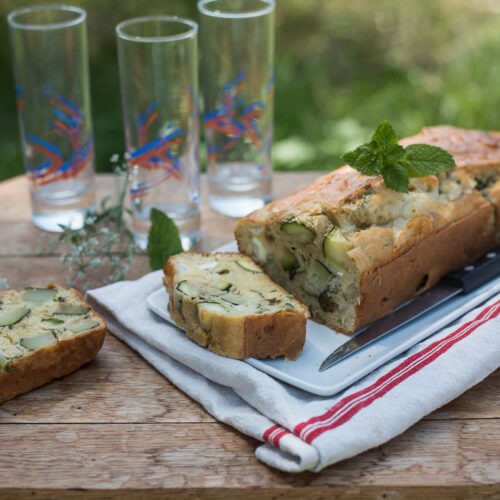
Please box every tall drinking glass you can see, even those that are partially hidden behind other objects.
[198,0,275,217]
[116,16,200,250]
[7,4,96,232]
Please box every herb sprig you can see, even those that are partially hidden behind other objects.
[342,121,456,192]
[40,155,184,290]
[57,157,139,290]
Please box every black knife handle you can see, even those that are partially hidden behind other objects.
[444,247,500,294]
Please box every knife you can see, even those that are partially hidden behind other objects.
[319,247,500,372]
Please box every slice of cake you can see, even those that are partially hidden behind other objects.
[0,285,106,404]
[163,252,309,360]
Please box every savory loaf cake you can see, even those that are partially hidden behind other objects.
[0,285,106,404]
[235,126,500,334]
[163,252,309,360]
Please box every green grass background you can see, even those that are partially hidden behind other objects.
[1,0,499,181]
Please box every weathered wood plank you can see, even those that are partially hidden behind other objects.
[0,255,151,290]
[0,420,498,490]
[0,173,319,256]
[0,335,213,424]
[0,487,498,500]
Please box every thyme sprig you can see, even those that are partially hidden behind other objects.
[40,156,140,291]
[39,155,184,290]
[60,156,139,290]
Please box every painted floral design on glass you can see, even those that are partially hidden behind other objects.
[24,90,94,186]
[129,101,185,199]
[204,71,273,163]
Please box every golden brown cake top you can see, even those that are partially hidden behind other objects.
[247,126,500,222]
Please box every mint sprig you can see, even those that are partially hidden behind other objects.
[147,208,183,271]
[342,121,456,192]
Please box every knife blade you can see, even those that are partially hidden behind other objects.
[319,247,500,372]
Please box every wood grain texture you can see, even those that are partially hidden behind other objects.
[0,420,498,491]
[0,335,213,424]
[0,173,318,257]
[1,489,499,500]
[0,255,152,290]
[0,173,498,497]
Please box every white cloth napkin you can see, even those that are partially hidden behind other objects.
[87,271,500,472]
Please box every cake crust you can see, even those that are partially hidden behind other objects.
[235,126,500,333]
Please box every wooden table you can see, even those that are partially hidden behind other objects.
[0,173,498,499]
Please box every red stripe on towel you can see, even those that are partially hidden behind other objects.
[263,425,291,447]
[262,299,500,448]
[297,300,500,443]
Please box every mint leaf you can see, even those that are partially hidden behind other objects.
[342,121,456,193]
[384,143,406,164]
[342,145,380,176]
[372,120,398,149]
[402,144,456,177]
[381,162,409,193]
[147,208,183,271]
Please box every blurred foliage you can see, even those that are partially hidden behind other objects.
[1,0,499,181]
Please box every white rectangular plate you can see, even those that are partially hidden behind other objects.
[147,275,500,396]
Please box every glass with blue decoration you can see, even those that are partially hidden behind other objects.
[198,0,275,217]
[116,16,200,250]
[7,4,96,231]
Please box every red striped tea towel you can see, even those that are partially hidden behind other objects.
[87,271,500,472]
